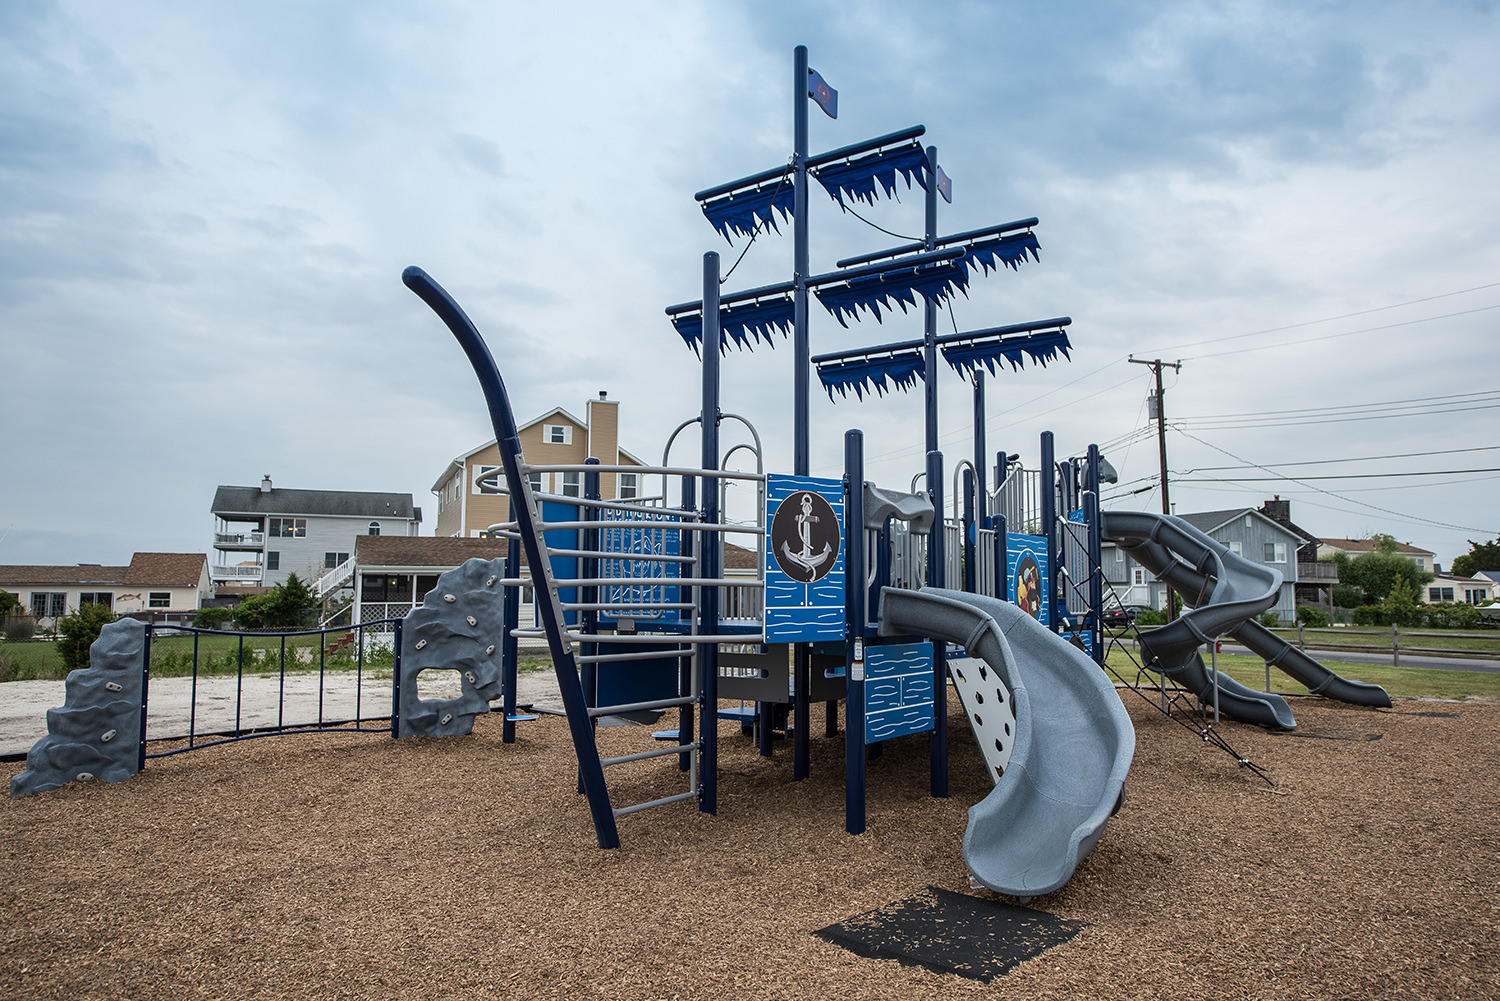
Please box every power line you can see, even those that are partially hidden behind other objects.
[1176,467,1500,482]
[1179,303,1500,362]
[1183,388,1500,421]
[1182,444,1500,473]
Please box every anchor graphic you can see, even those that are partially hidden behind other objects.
[780,492,832,580]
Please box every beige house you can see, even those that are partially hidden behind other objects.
[1316,538,1436,573]
[0,553,211,628]
[431,393,648,538]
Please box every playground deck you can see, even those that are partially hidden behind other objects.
[3,694,1496,999]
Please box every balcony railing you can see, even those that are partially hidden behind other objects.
[1298,561,1339,582]
[214,531,265,548]
[211,564,264,582]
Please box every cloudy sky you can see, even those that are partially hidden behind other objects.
[3,0,1498,573]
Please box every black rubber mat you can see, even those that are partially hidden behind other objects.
[812,885,1087,982]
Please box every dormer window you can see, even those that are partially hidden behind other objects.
[544,424,572,445]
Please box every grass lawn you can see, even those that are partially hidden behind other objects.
[1263,627,1500,654]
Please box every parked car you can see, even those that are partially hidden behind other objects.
[1103,604,1151,628]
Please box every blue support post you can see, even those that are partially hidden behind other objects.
[138,622,152,770]
[926,448,948,798]
[1040,431,1058,634]
[973,374,987,532]
[963,466,976,594]
[923,146,939,457]
[700,251,721,815]
[391,619,402,738]
[995,449,1009,599]
[844,429,866,835]
[402,265,620,849]
[792,44,812,784]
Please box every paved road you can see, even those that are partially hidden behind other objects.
[0,670,566,759]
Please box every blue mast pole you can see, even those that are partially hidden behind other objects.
[792,44,813,782]
[700,251,721,815]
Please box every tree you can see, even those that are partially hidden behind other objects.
[0,590,19,617]
[1451,538,1500,578]
[232,573,317,630]
[1380,578,1421,627]
[1338,546,1433,605]
[57,602,117,673]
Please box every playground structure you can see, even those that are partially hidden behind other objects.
[13,46,1392,902]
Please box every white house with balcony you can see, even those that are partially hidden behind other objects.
[211,476,421,593]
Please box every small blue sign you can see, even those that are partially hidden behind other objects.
[864,640,935,743]
[1007,532,1050,624]
[765,474,845,642]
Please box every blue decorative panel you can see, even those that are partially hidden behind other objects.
[1006,532,1050,625]
[864,640,935,744]
[765,475,845,642]
[597,506,681,627]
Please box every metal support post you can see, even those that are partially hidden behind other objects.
[844,429,866,834]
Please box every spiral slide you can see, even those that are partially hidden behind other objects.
[878,587,1134,899]
[1100,511,1390,730]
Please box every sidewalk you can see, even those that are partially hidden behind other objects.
[0,669,566,759]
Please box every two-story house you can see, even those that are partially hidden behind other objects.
[211,477,421,591]
[1316,537,1435,573]
[1103,505,1304,622]
[431,393,648,538]
[0,553,211,629]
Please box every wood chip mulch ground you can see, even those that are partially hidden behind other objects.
[2,691,1497,1000]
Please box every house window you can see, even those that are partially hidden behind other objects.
[544,424,572,445]
[473,465,505,495]
[1429,587,1454,602]
[324,552,349,569]
[268,517,306,538]
[618,472,639,500]
[31,592,67,618]
[1466,589,1484,605]
[79,592,113,610]
[561,471,581,498]
[1413,558,1426,571]
[368,522,380,536]
[1132,568,1146,586]
[267,551,280,571]
[526,472,543,494]
[1228,541,1243,557]
[148,592,171,609]
[1264,542,1286,563]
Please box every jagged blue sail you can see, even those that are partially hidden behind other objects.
[812,143,928,208]
[815,260,968,327]
[700,179,795,242]
[816,350,926,399]
[941,329,1072,377]
[957,231,1042,276]
[671,295,796,355]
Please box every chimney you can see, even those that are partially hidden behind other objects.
[261,475,273,494]
[1261,495,1290,525]
[598,390,607,400]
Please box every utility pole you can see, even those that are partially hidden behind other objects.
[1130,356,1182,620]
[1128,356,1181,516]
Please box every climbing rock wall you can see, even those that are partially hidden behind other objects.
[397,558,508,738]
[11,618,146,797]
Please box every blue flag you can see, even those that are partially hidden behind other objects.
[807,68,838,119]
[936,166,952,204]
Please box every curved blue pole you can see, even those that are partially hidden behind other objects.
[401,266,620,849]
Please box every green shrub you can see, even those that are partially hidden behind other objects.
[56,603,118,673]
[1136,608,1168,627]
[1380,578,1421,628]
[1296,606,1329,628]
[1257,610,1282,627]
[193,607,233,629]
[1352,605,1387,627]
[1420,602,1481,630]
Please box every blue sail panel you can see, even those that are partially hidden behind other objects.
[670,295,796,355]
[700,181,795,243]
[812,143,929,209]
[815,350,926,400]
[959,231,1042,276]
[940,330,1072,378]
[814,261,968,327]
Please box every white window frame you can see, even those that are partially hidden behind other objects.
[1264,542,1286,563]
[544,424,572,445]
[148,592,171,609]
[473,464,504,495]
[267,551,280,571]
[368,521,381,536]
[618,472,639,500]
[1132,568,1146,586]
[1228,541,1243,557]
[526,471,543,494]
[561,471,581,498]
[31,592,68,618]
[79,592,113,610]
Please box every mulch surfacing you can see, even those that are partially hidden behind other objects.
[2,693,1497,1000]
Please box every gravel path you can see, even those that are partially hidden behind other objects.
[2,691,1497,999]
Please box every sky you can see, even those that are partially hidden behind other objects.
[3,0,1499,574]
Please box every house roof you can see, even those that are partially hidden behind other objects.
[1,553,206,589]
[434,403,648,493]
[124,553,207,587]
[1478,570,1500,583]
[212,485,418,521]
[0,564,129,586]
[356,535,508,569]
[724,542,758,571]
[1318,537,1435,557]
[1176,508,1301,542]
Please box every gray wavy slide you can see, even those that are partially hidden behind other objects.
[879,587,1134,900]
[1101,511,1390,730]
